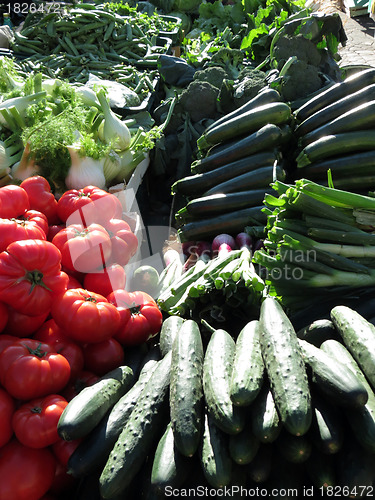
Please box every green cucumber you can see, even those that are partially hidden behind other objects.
[306,448,336,490]
[200,412,232,488]
[246,444,273,483]
[58,365,133,442]
[99,352,172,499]
[172,151,278,196]
[230,320,265,406]
[170,319,204,457]
[250,382,282,443]
[336,441,375,495]
[296,319,339,347]
[203,328,246,435]
[321,339,375,454]
[298,338,368,408]
[67,358,159,478]
[159,316,185,358]
[197,102,291,150]
[229,425,260,465]
[310,391,344,455]
[259,297,312,436]
[276,431,312,464]
[330,305,375,391]
[150,422,191,491]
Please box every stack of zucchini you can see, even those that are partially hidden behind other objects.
[172,88,292,243]
[57,299,375,499]
[293,67,375,192]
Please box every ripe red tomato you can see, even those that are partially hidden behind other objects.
[52,437,82,468]
[12,394,68,448]
[49,459,78,494]
[57,186,122,225]
[108,289,163,345]
[0,439,56,500]
[0,339,71,400]
[83,337,124,376]
[52,223,112,273]
[83,263,126,297]
[0,239,68,316]
[51,288,121,344]
[47,224,64,241]
[66,274,83,289]
[0,388,15,448]
[0,217,46,252]
[4,305,49,337]
[0,185,29,219]
[103,218,138,266]
[0,301,8,333]
[22,209,49,235]
[0,334,18,352]
[20,175,59,224]
[34,319,84,380]
[62,370,99,401]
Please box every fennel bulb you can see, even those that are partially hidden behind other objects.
[11,142,40,181]
[96,89,131,151]
[0,91,47,129]
[75,86,101,108]
[103,150,122,184]
[65,145,106,190]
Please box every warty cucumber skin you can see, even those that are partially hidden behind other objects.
[330,305,375,391]
[99,352,172,499]
[250,383,282,443]
[229,425,260,465]
[170,320,204,457]
[259,297,312,437]
[151,422,191,490]
[322,339,375,454]
[57,365,134,442]
[311,390,344,455]
[203,329,246,435]
[67,359,159,478]
[159,316,185,358]
[299,338,368,408]
[200,412,232,488]
[230,320,265,406]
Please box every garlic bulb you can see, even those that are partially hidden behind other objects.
[96,89,131,151]
[65,145,106,190]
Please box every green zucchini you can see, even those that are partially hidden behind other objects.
[330,306,375,391]
[99,352,172,499]
[204,87,281,135]
[171,150,278,196]
[229,425,260,465]
[229,320,265,406]
[200,411,232,488]
[177,189,274,221]
[197,102,291,150]
[296,130,375,168]
[259,297,312,436]
[150,422,191,490]
[203,328,246,435]
[170,319,204,457]
[295,83,375,137]
[276,431,312,464]
[321,339,375,454]
[300,100,375,147]
[250,382,282,443]
[294,67,375,123]
[178,205,267,243]
[191,123,288,174]
[298,338,368,408]
[58,365,134,442]
[310,390,344,455]
[159,316,185,358]
[204,164,284,196]
[296,319,339,347]
[67,358,159,478]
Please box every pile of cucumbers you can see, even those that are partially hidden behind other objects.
[57,297,375,499]
[293,67,375,192]
[172,88,292,243]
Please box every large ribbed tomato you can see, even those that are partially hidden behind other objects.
[103,218,138,266]
[20,175,59,224]
[0,185,29,219]
[51,288,121,344]
[0,239,68,316]
[0,216,46,252]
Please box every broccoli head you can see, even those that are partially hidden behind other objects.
[276,59,323,102]
[179,80,219,122]
[193,66,231,90]
[232,67,267,108]
[207,47,245,80]
[272,34,322,69]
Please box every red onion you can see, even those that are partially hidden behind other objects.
[235,232,252,250]
[212,234,236,257]
[253,239,265,252]
[182,240,211,258]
